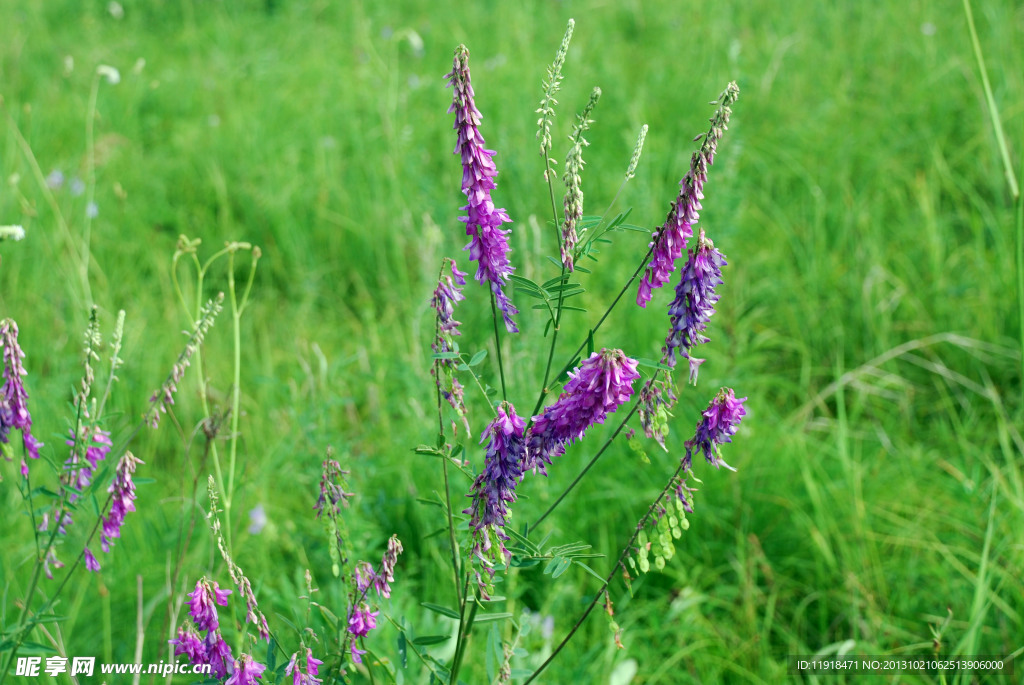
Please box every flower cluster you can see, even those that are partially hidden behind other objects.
[464,403,526,594]
[346,535,403,663]
[1,319,43,476]
[226,654,266,685]
[526,349,640,475]
[560,87,601,271]
[638,375,677,451]
[637,82,739,308]
[430,259,471,436]
[446,45,518,333]
[683,387,747,472]
[98,450,143,555]
[663,229,727,383]
[172,578,235,678]
[145,293,224,428]
[313,457,352,518]
[285,648,323,685]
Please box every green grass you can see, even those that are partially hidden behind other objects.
[2,0,1022,683]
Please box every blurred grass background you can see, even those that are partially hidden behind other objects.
[1,0,1022,682]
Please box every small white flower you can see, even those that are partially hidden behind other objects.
[97,64,121,84]
[0,225,26,241]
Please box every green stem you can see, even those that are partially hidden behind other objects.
[489,290,508,401]
[530,247,652,418]
[450,586,479,684]
[531,377,649,530]
[523,459,687,684]
[1017,167,1024,408]
[962,0,1020,200]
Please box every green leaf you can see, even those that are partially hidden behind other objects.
[397,631,408,669]
[505,527,540,554]
[412,635,451,646]
[574,265,592,274]
[468,349,488,366]
[133,477,157,485]
[266,637,277,672]
[473,612,513,624]
[421,603,460,619]
[618,223,649,233]
[551,557,573,578]
[431,351,461,360]
[508,274,543,292]
[541,274,571,289]
[545,255,563,269]
[635,357,674,371]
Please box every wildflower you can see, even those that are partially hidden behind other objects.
[170,624,207,664]
[638,376,676,451]
[99,450,143,553]
[46,170,65,189]
[637,82,739,308]
[1,319,43,466]
[0,225,26,242]
[83,547,100,572]
[464,402,526,586]
[187,577,231,632]
[683,387,747,471]
[43,548,64,580]
[526,349,640,474]
[348,604,379,638]
[675,473,697,513]
[226,654,266,685]
[536,19,574,159]
[237,574,271,640]
[145,294,224,428]
[354,561,374,593]
[446,45,518,333]
[430,258,471,436]
[373,534,402,599]
[560,87,601,271]
[663,229,727,383]
[313,458,351,518]
[205,634,234,679]
[248,504,267,534]
[285,648,323,685]
[65,425,112,497]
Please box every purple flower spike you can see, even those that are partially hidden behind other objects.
[100,451,143,553]
[464,402,526,590]
[226,654,266,685]
[1,319,43,465]
[526,349,640,474]
[83,547,101,572]
[373,534,403,599]
[285,648,323,685]
[187,577,232,633]
[637,82,738,307]
[171,624,208,664]
[347,604,379,638]
[446,45,518,333]
[431,259,471,436]
[684,387,747,471]
[663,229,727,380]
[205,634,234,679]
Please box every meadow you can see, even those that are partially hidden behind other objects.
[1,0,1022,682]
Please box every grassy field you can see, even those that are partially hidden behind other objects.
[2,0,1023,683]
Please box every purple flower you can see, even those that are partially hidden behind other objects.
[464,402,526,582]
[226,654,266,685]
[170,624,207,664]
[638,376,677,451]
[313,458,352,518]
[431,259,471,436]
[663,229,727,383]
[684,387,747,471]
[1,319,43,464]
[347,604,379,638]
[205,633,234,679]
[248,504,267,534]
[83,547,101,572]
[373,534,402,599]
[43,548,64,580]
[99,451,143,552]
[637,82,739,308]
[446,45,518,333]
[349,643,368,665]
[187,577,231,632]
[354,561,374,594]
[285,648,323,685]
[526,349,641,475]
[65,425,112,498]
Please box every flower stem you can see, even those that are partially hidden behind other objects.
[523,458,686,684]
[490,289,508,401]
